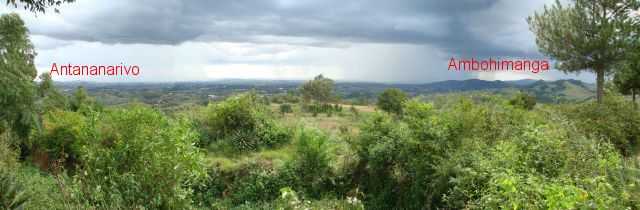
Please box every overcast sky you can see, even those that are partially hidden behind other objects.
[3,0,595,83]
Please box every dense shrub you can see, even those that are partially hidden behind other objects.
[230,163,290,205]
[0,132,18,170]
[36,110,88,169]
[0,169,28,210]
[76,105,206,209]
[508,91,537,110]
[284,129,334,198]
[205,93,291,151]
[376,88,408,115]
[192,166,227,208]
[304,103,342,116]
[279,103,293,115]
[349,112,415,209]
[349,97,638,209]
[560,95,640,156]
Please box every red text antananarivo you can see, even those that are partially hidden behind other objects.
[448,57,550,73]
[49,63,140,76]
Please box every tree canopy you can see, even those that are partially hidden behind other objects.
[300,74,335,103]
[528,0,639,103]
[6,0,74,13]
[377,88,408,115]
[0,13,37,137]
[613,44,640,104]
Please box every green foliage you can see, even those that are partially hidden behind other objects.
[560,95,640,156]
[349,112,416,209]
[300,74,335,103]
[273,187,364,210]
[349,105,358,118]
[347,96,639,209]
[0,13,37,138]
[205,93,291,151]
[37,110,87,168]
[192,166,226,208]
[37,73,68,112]
[229,163,290,205]
[0,169,28,210]
[13,166,88,209]
[613,43,640,103]
[376,88,408,115]
[69,86,98,113]
[304,103,342,116]
[279,103,293,115]
[508,91,537,110]
[286,129,333,198]
[6,0,75,13]
[0,132,18,170]
[77,105,206,209]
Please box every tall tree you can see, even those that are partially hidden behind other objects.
[6,0,74,13]
[528,0,639,103]
[613,44,640,106]
[300,74,335,103]
[0,13,37,137]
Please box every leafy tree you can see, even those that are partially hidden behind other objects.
[0,13,37,138]
[614,65,640,105]
[528,0,639,103]
[6,0,74,13]
[300,74,335,103]
[613,43,640,105]
[376,88,408,115]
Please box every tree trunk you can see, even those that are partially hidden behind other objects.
[633,88,637,109]
[596,69,604,104]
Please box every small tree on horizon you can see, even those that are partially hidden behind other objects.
[300,74,335,103]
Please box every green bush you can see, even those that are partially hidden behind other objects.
[285,129,334,198]
[0,169,28,210]
[205,93,291,151]
[36,110,88,169]
[279,103,293,115]
[560,95,640,156]
[192,166,227,208]
[231,165,289,205]
[349,97,638,209]
[349,112,416,209]
[77,105,206,209]
[376,88,408,115]
[508,91,537,110]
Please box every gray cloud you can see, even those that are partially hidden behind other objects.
[13,0,584,83]
[19,0,550,58]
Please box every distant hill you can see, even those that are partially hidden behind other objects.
[525,79,595,103]
[504,79,541,86]
[55,79,595,106]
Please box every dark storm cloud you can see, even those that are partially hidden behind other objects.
[27,0,546,58]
